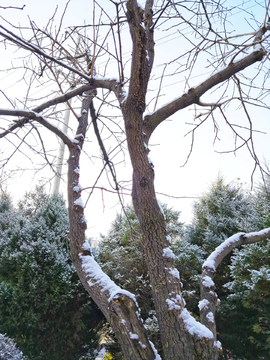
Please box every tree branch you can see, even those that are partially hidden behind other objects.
[0,109,74,146]
[125,0,151,112]
[144,47,266,140]
[0,78,126,139]
[200,227,270,339]
[0,25,91,82]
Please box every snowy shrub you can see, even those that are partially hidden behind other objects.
[0,189,102,360]
[0,334,25,360]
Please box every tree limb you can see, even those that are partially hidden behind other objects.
[144,47,266,140]
[200,228,270,339]
[0,109,74,146]
[0,78,126,139]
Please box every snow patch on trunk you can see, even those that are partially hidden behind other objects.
[74,197,84,208]
[163,247,175,259]
[180,309,214,339]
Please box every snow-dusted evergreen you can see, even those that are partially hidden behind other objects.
[184,176,254,254]
[218,176,270,359]
[97,177,270,359]
[0,334,25,360]
[0,189,101,360]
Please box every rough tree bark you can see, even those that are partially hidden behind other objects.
[0,1,270,359]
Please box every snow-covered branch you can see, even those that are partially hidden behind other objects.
[200,228,270,338]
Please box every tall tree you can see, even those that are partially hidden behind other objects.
[0,2,270,359]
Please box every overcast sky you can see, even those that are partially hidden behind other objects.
[0,0,269,238]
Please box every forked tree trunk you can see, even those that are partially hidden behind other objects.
[122,95,219,359]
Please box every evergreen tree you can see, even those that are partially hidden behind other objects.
[219,241,270,360]
[0,189,102,360]
[98,203,183,317]
[0,333,26,360]
[178,176,270,359]
[218,177,270,359]
[251,174,270,230]
[97,177,270,359]
[185,176,253,254]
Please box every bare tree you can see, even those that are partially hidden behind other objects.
[0,1,270,359]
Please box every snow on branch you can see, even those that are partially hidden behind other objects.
[203,227,270,272]
[0,78,126,140]
[80,252,139,303]
[200,227,270,339]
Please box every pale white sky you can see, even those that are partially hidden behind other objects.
[0,0,269,238]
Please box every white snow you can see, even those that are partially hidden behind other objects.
[214,340,222,349]
[163,247,175,259]
[139,341,147,349]
[74,197,84,208]
[180,309,214,339]
[166,294,182,310]
[143,111,153,118]
[73,184,82,192]
[169,267,180,279]
[148,155,154,166]
[81,215,88,224]
[166,298,181,310]
[202,258,216,271]
[80,247,138,305]
[157,200,165,218]
[198,299,209,311]
[206,312,214,323]
[150,341,162,360]
[245,227,270,238]
[203,232,244,271]
[129,332,139,340]
[74,167,80,174]
[203,228,270,273]
[201,275,215,288]
[166,235,172,243]
[82,241,91,251]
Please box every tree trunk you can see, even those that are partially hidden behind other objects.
[66,92,156,360]
[122,96,219,359]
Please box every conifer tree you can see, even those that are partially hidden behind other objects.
[0,333,26,360]
[0,189,102,360]
[218,177,270,359]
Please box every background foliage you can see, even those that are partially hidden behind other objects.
[0,189,103,360]
[98,176,270,360]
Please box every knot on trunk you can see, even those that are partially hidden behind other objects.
[139,176,149,187]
